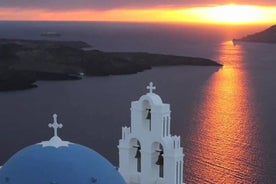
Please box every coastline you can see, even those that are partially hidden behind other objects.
[0,39,222,91]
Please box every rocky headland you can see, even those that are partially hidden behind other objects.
[233,25,276,44]
[0,39,222,91]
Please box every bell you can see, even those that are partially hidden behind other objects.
[134,147,141,159]
[146,109,151,120]
[155,151,164,165]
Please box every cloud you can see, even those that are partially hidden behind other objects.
[1,0,187,10]
[0,0,274,11]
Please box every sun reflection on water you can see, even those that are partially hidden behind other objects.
[185,42,263,183]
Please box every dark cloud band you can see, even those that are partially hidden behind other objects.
[0,0,274,11]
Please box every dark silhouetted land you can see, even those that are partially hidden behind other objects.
[0,39,222,91]
[233,25,276,43]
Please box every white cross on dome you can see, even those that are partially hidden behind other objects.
[48,114,63,137]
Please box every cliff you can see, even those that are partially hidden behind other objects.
[234,25,276,43]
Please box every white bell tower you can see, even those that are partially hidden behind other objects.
[118,82,185,184]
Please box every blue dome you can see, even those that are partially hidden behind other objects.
[0,142,126,184]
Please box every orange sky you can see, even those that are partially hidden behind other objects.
[0,4,276,25]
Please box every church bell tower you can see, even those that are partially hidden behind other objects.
[118,82,185,184]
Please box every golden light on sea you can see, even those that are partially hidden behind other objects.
[185,42,264,182]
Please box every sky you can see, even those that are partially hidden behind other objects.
[0,0,275,24]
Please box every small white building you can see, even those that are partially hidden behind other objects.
[118,82,185,184]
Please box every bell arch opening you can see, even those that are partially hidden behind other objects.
[129,138,142,173]
[142,100,152,131]
[152,142,164,178]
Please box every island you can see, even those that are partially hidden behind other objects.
[233,25,276,44]
[0,39,222,91]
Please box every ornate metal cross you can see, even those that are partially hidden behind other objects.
[48,114,63,137]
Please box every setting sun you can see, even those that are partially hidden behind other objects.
[207,5,262,23]
[184,4,276,24]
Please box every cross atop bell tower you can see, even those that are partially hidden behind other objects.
[146,82,156,94]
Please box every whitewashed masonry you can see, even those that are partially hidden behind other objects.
[118,82,184,184]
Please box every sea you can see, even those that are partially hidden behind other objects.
[0,21,275,183]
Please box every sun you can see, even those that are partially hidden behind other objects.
[183,4,275,24]
[207,4,262,23]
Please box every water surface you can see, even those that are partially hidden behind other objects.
[0,22,275,183]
